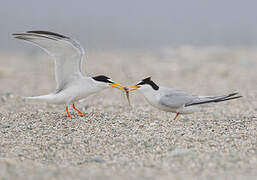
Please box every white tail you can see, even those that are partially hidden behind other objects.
[23,94,55,102]
[23,93,65,105]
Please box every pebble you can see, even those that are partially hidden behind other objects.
[0,48,257,179]
[89,156,105,163]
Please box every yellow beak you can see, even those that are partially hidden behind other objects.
[109,83,126,90]
[125,85,140,92]
[123,85,139,106]
[109,84,139,106]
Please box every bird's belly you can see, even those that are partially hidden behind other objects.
[72,92,92,102]
[146,98,177,112]
[65,88,93,102]
[176,106,198,114]
[155,104,178,113]
[151,102,198,114]
[51,87,91,104]
[43,94,67,105]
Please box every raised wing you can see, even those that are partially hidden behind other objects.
[12,30,85,91]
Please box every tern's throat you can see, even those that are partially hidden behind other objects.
[138,87,160,105]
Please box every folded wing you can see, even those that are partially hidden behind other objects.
[160,90,241,109]
[160,89,196,109]
[185,93,242,107]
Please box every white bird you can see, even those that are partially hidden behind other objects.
[127,77,242,120]
[13,30,124,118]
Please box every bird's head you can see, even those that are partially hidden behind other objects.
[128,77,159,92]
[92,75,124,90]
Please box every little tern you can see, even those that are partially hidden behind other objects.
[13,30,124,118]
[127,77,242,120]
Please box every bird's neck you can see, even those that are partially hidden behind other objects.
[139,88,160,104]
[79,77,107,93]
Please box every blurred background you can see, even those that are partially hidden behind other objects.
[1,0,257,52]
[0,2,257,179]
[0,0,256,97]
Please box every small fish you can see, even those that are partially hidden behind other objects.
[124,87,131,106]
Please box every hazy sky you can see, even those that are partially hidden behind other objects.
[1,0,257,51]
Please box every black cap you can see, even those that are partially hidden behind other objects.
[92,75,113,83]
[137,77,159,90]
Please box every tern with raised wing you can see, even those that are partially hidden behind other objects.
[13,31,124,118]
[126,77,242,120]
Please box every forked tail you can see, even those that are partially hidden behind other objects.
[186,93,242,107]
[23,94,54,101]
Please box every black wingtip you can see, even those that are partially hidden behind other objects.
[186,94,242,107]
[227,92,239,97]
[12,33,28,40]
[218,95,243,102]
[26,30,69,39]
[12,33,23,36]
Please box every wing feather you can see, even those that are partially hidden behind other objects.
[13,30,85,91]
[160,89,195,109]
[160,89,241,109]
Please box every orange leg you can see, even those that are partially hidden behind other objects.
[66,106,71,118]
[173,113,179,120]
[72,104,88,116]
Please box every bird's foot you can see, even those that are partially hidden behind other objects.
[77,111,88,116]
[66,106,71,118]
[72,104,88,116]
[173,113,180,120]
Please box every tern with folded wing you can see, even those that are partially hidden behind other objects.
[126,77,242,120]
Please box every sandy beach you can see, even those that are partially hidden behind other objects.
[0,46,256,179]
